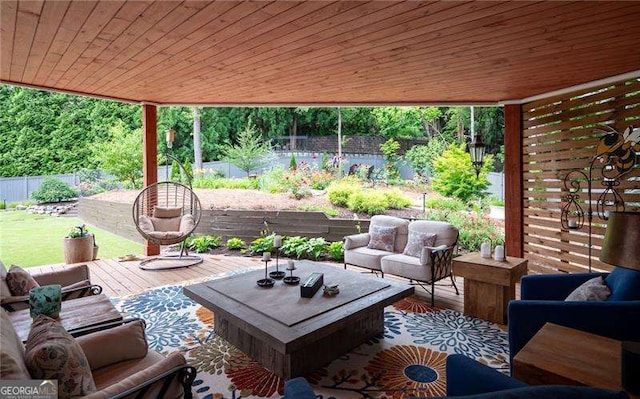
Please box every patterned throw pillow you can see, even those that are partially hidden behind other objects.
[6,265,39,296]
[565,276,611,301]
[367,226,397,252]
[25,315,97,398]
[403,232,437,258]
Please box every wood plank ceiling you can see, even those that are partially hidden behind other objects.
[1,1,639,105]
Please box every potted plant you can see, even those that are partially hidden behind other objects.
[63,224,94,264]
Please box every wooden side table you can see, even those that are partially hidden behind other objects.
[453,252,527,324]
[513,323,637,399]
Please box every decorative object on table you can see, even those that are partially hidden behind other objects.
[560,124,640,272]
[300,272,323,298]
[493,245,505,261]
[283,260,300,285]
[598,211,640,395]
[269,236,285,280]
[63,224,94,264]
[322,284,339,296]
[29,284,62,318]
[257,252,275,288]
[480,242,491,259]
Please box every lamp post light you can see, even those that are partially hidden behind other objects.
[470,132,485,178]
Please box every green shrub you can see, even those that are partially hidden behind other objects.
[347,190,388,215]
[192,176,259,190]
[226,237,246,250]
[424,196,466,212]
[306,237,328,260]
[380,138,401,180]
[171,160,181,181]
[281,236,309,258]
[383,189,413,209]
[297,204,339,217]
[431,143,492,202]
[31,178,78,203]
[186,235,222,253]
[405,136,452,179]
[249,233,275,254]
[327,178,361,207]
[425,209,504,252]
[328,241,344,261]
[258,166,286,193]
[289,154,297,170]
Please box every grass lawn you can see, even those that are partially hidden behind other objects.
[0,211,142,268]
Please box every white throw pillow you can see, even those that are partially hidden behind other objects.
[565,276,611,301]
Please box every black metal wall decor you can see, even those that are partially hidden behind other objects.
[561,124,640,271]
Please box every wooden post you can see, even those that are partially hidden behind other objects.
[142,104,159,256]
[504,104,524,258]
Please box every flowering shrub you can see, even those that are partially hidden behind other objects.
[424,209,504,252]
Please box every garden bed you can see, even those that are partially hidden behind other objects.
[90,188,425,220]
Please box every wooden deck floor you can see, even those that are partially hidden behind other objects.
[30,255,466,312]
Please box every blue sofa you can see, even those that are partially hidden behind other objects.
[283,355,629,398]
[508,268,640,371]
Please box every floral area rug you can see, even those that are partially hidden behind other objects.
[112,271,509,399]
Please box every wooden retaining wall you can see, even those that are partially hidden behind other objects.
[522,78,640,274]
[79,198,368,244]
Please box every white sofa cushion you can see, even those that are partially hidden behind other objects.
[343,247,390,272]
[381,254,434,282]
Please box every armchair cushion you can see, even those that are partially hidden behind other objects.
[76,319,148,370]
[150,216,182,232]
[403,232,437,258]
[25,315,97,397]
[0,309,30,379]
[381,254,431,281]
[606,267,640,301]
[345,247,390,271]
[153,206,183,218]
[344,233,370,250]
[138,215,155,234]
[6,265,39,296]
[88,351,187,399]
[368,225,397,252]
[565,276,610,301]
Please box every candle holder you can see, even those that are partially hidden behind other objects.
[283,260,300,285]
[269,240,285,280]
[257,258,275,288]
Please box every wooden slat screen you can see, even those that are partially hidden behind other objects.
[522,79,640,274]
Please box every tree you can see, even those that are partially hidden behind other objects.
[192,107,203,171]
[431,143,492,202]
[91,121,143,188]
[222,121,272,177]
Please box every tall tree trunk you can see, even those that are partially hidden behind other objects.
[290,114,297,150]
[193,107,202,171]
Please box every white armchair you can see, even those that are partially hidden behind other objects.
[381,220,459,305]
[343,215,410,277]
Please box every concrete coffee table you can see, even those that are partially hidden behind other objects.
[184,260,414,379]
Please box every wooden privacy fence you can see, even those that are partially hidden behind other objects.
[79,198,368,245]
[522,78,640,274]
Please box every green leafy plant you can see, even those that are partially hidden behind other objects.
[347,190,388,215]
[405,136,452,179]
[383,189,413,209]
[297,204,339,217]
[192,177,259,190]
[226,237,246,250]
[431,143,492,202]
[424,196,466,212]
[328,241,344,261]
[281,236,309,258]
[31,178,78,203]
[380,138,401,181]
[327,178,361,207]
[289,154,297,170]
[305,237,328,260]
[425,209,504,252]
[186,235,222,253]
[170,160,181,181]
[249,233,275,254]
[67,224,88,238]
[91,121,143,188]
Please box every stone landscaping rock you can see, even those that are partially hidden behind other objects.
[26,202,77,217]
